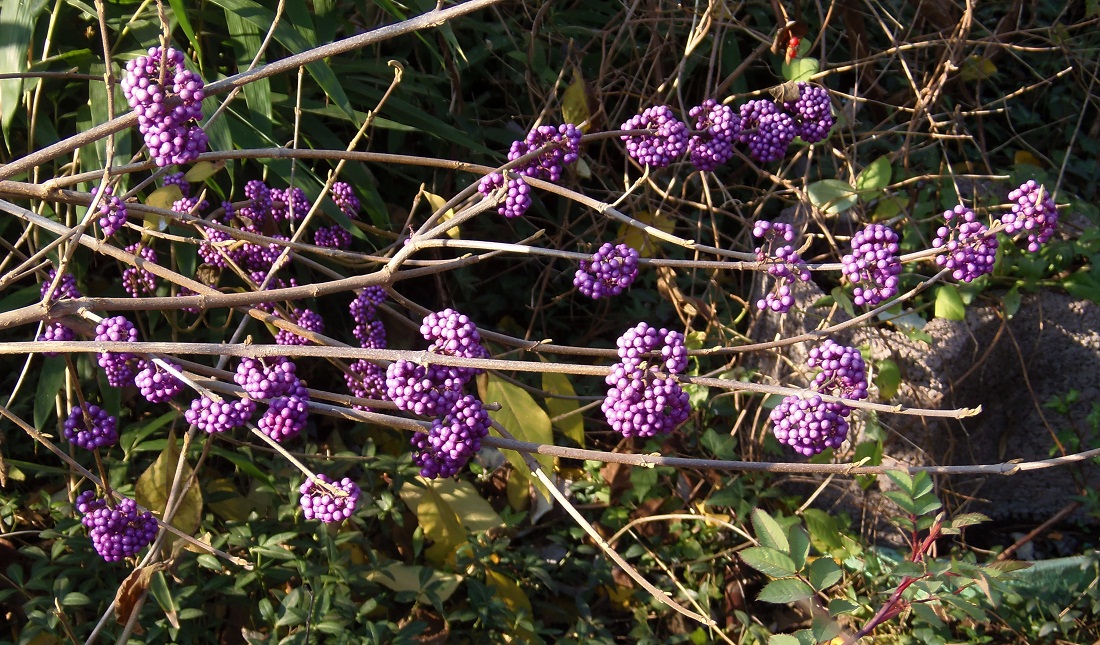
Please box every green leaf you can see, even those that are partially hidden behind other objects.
[34,357,66,430]
[883,491,918,515]
[167,0,201,57]
[934,284,966,320]
[541,371,584,447]
[768,636,801,645]
[1003,284,1022,318]
[852,440,882,490]
[62,592,91,606]
[829,598,860,616]
[740,546,799,578]
[872,196,908,221]
[781,57,819,82]
[0,0,48,150]
[757,578,814,604]
[479,373,554,500]
[802,509,843,552]
[831,286,855,318]
[874,359,901,399]
[808,557,843,591]
[855,155,892,193]
[367,564,463,605]
[787,526,811,572]
[885,469,914,494]
[561,68,589,130]
[807,179,858,215]
[751,508,789,552]
[208,0,354,119]
[225,9,273,136]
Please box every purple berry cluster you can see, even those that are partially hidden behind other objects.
[258,394,310,442]
[163,172,190,196]
[753,221,811,313]
[121,46,208,167]
[508,124,582,182]
[184,395,256,434]
[275,308,325,345]
[38,321,76,355]
[240,180,272,231]
[1004,180,1058,252]
[76,491,159,562]
[601,323,691,438]
[421,308,490,372]
[299,474,360,523]
[122,243,158,297]
[350,287,388,350]
[574,242,640,299]
[135,360,183,403]
[41,269,81,301]
[386,308,487,418]
[687,99,741,171]
[411,395,491,478]
[933,205,998,282]
[345,359,387,411]
[331,182,360,218]
[478,172,532,219]
[271,186,309,222]
[94,185,127,238]
[95,315,139,387]
[769,394,850,457]
[807,340,869,401]
[621,106,689,168]
[770,340,866,456]
[738,100,798,164]
[235,356,301,400]
[314,225,352,249]
[63,404,118,450]
[782,82,834,144]
[841,224,902,307]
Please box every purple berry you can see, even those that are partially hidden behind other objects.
[807,340,868,400]
[738,100,797,163]
[299,474,360,523]
[478,172,532,219]
[162,172,190,197]
[94,185,128,238]
[63,403,118,450]
[574,242,640,299]
[184,396,256,434]
[614,322,688,376]
[258,394,310,442]
[770,394,850,456]
[508,123,582,182]
[271,187,310,221]
[37,321,75,356]
[314,225,352,249]
[1004,180,1058,252]
[621,106,688,168]
[40,269,81,301]
[77,492,158,561]
[933,205,998,282]
[331,182,360,218]
[841,224,901,307]
[134,360,183,403]
[95,315,139,387]
[411,395,491,478]
[753,221,811,313]
[121,46,207,167]
[122,243,158,297]
[385,360,463,416]
[235,356,303,401]
[782,83,834,144]
[275,308,324,346]
[687,99,740,171]
[345,359,387,411]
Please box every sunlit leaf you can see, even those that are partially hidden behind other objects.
[478,373,554,500]
[758,577,814,603]
[423,190,459,239]
[561,69,590,131]
[751,508,790,552]
[807,180,858,215]
[782,56,819,82]
[485,570,539,643]
[855,155,892,193]
[541,371,584,447]
[618,210,675,258]
[368,563,462,604]
[874,359,901,399]
[934,284,966,320]
[740,546,799,578]
[183,160,225,183]
[134,432,203,548]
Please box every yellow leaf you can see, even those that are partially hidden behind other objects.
[143,185,183,231]
[541,371,584,448]
[618,210,675,258]
[182,159,224,182]
[367,563,463,604]
[561,69,590,132]
[506,468,531,512]
[399,477,504,565]
[477,373,554,500]
[134,432,203,549]
[959,55,997,81]
[485,570,540,643]
[1014,150,1043,168]
[423,190,459,239]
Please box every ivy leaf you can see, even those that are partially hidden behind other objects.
[807,179,858,215]
[934,284,966,320]
[757,578,815,604]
